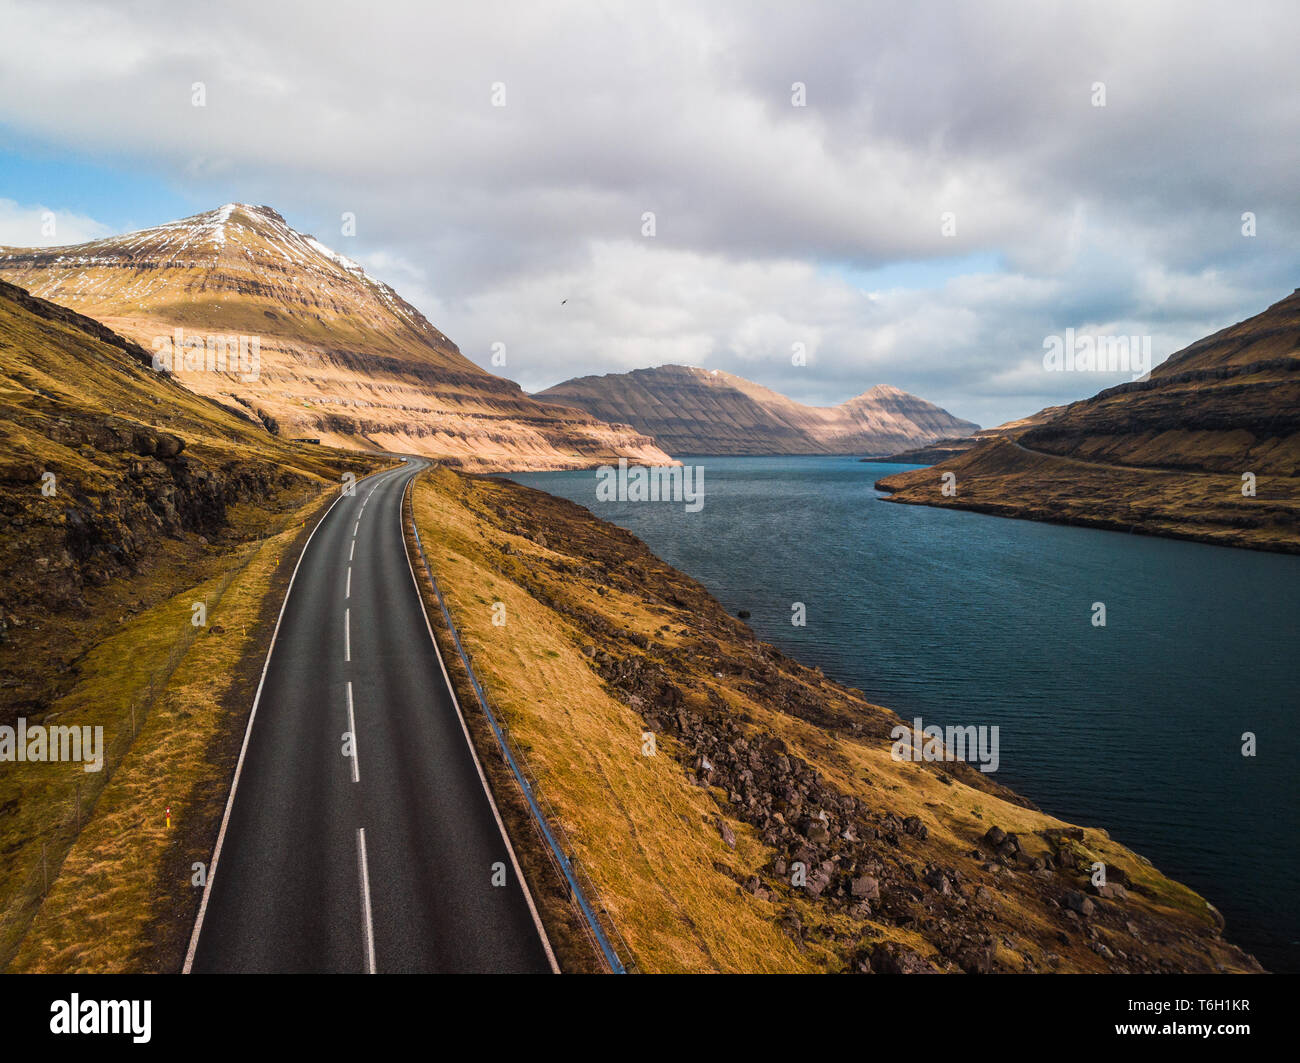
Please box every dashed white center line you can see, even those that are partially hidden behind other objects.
[356,827,376,974]
[349,540,355,562]
[346,680,359,783]
[345,566,351,599]
[353,520,360,537]
[344,607,351,662]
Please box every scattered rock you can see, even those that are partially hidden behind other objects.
[1091,882,1128,901]
[870,943,938,974]
[1064,891,1096,918]
[851,875,880,900]
[955,943,994,974]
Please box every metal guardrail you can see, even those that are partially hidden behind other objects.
[405,488,629,974]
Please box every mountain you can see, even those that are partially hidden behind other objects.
[876,288,1300,552]
[0,204,669,472]
[534,365,979,456]
[861,407,1066,464]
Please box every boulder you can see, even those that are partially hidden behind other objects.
[870,944,938,974]
[850,875,880,900]
[154,433,185,458]
[1064,891,1096,918]
[955,944,994,974]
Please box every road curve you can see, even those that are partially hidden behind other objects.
[187,458,555,973]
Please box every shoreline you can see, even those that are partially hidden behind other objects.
[874,479,1300,557]
[873,437,1300,556]
[409,465,1264,973]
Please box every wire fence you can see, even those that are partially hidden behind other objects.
[404,481,635,974]
[0,486,318,968]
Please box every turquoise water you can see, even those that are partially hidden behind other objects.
[507,455,1300,971]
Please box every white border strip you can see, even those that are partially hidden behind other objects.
[182,465,393,973]
[398,467,560,974]
[357,827,376,974]
[346,680,360,783]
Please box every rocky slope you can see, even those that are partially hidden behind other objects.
[0,278,363,722]
[536,365,978,456]
[411,467,1261,973]
[876,289,1300,552]
[0,204,670,472]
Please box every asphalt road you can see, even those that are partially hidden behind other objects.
[187,458,555,973]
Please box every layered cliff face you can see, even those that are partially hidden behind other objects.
[876,288,1300,552]
[0,205,670,471]
[535,365,979,456]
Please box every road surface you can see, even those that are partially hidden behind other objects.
[187,458,555,973]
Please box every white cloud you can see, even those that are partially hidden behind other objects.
[0,199,111,248]
[0,0,1296,425]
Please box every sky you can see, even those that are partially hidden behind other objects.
[1,0,1297,428]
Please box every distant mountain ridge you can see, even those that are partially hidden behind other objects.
[535,364,979,456]
[0,204,670,471]
[861,406,1067,464]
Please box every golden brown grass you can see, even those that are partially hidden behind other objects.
[3,487,336,971]
[411,470,824,972]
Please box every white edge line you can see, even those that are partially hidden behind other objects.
[357,827,376,974]
[346,680,359,783]
[182,464,399,974]
[398,468,560,974]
